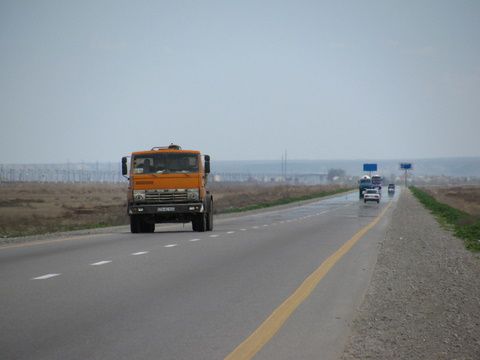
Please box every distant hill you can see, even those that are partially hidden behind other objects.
[212,157,480,177]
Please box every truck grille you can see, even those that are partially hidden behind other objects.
[145,189,189,203]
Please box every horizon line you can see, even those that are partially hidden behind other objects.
[1,155,480,166]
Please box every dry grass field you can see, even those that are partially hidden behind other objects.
[0,183,129,238]
[0,182,351,238]
[210,182,349,212]
[423,186,480,217]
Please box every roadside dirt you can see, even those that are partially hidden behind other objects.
[0,183,128,238]
[342,189,480,359]
[423,185,480,217]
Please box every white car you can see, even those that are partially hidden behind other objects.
[364,189,380,203]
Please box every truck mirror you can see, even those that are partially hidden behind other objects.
[121,157,128,176]
[204,155,210,174]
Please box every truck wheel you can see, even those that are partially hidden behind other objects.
[192,213,206,232]
[130,216,141,233]
[206,201,214,231]
[131,216,154,233]
[142,222,155,233]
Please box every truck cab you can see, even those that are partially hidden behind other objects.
[122,144,213,233]
[371,174,383,191]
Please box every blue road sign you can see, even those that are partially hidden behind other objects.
[400,163,412,170]
[363,163,377,172]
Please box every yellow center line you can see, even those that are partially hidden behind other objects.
[225,201,393,360]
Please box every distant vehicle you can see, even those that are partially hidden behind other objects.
[364,189,381,203]
[371,174,383,190]
[359,175,373,199]
[388,184,395,194]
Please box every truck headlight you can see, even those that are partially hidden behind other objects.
[133,190,146,201]
[187,189,199,200]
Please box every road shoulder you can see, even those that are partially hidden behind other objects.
[342,189,480,359]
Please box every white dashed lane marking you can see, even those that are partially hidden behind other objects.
[32,273,60,280]
[25,203,350,282]
[90,260,112,266]
[131,251,149,256]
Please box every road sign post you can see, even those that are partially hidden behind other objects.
[400,163,413,187]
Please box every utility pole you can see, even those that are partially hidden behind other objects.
[281,153,284,181]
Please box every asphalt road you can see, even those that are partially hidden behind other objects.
[0,189,399,360]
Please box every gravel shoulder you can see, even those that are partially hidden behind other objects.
[342,188,480,359]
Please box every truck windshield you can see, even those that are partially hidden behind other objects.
[132,153,199,174]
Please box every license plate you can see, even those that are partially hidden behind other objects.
[157,207,175,212]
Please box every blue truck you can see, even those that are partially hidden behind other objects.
[359,175,373,199]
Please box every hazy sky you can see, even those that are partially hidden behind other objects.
[1,0,479,163]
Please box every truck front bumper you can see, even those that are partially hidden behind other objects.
[128,203,204,215]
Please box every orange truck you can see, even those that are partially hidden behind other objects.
[121,144,213,233]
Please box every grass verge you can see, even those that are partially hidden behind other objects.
[219,188,353,214]
[0,222,115,240]
[410,186,480,252]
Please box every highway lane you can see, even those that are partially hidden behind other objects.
[0,189,399,360]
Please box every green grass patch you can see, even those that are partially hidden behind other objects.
[220,188,353,214]
[410,186,480,252]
